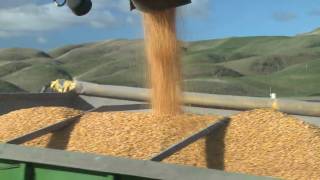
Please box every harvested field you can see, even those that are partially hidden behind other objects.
[0,107,81,142]
[23,109,320,180]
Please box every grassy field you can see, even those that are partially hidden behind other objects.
[0,31,320,97]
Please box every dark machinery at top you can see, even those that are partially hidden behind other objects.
[53,0,192,16]
[129,0,191,12]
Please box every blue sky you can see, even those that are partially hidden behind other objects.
[1,0,320,50]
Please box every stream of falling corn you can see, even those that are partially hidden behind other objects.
[143,9,182,115]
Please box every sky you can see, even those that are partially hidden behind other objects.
[1,0,320,50]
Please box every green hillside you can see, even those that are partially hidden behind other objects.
[0,48,50,61]
[0,80,25,93]
[0,29,320,97]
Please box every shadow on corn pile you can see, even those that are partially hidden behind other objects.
[46,118,79,150]
[46,118,230,170]
[44,116,231,171]
[205,120,230,170]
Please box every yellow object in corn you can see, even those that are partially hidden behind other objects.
[50,79,76,93]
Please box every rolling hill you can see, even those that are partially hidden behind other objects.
[0,80,25,93]
[1,29,320,97]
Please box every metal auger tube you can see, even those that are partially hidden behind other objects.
[74,81,320,117]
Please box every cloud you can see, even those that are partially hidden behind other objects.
[309,9,320,16]
[0,0,135,38]
[0,0,206,39]
[36,37,47,44]
[0,30,22,38]
[103,0,131,12]
[178,0,211,18]
[0,0,30,9]
[272,12,297,22]
[0,0,47,9]
[126,16,135,24]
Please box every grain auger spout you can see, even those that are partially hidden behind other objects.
[129,0,192,12]
[53,0,92,16]
[53,0,192,16]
